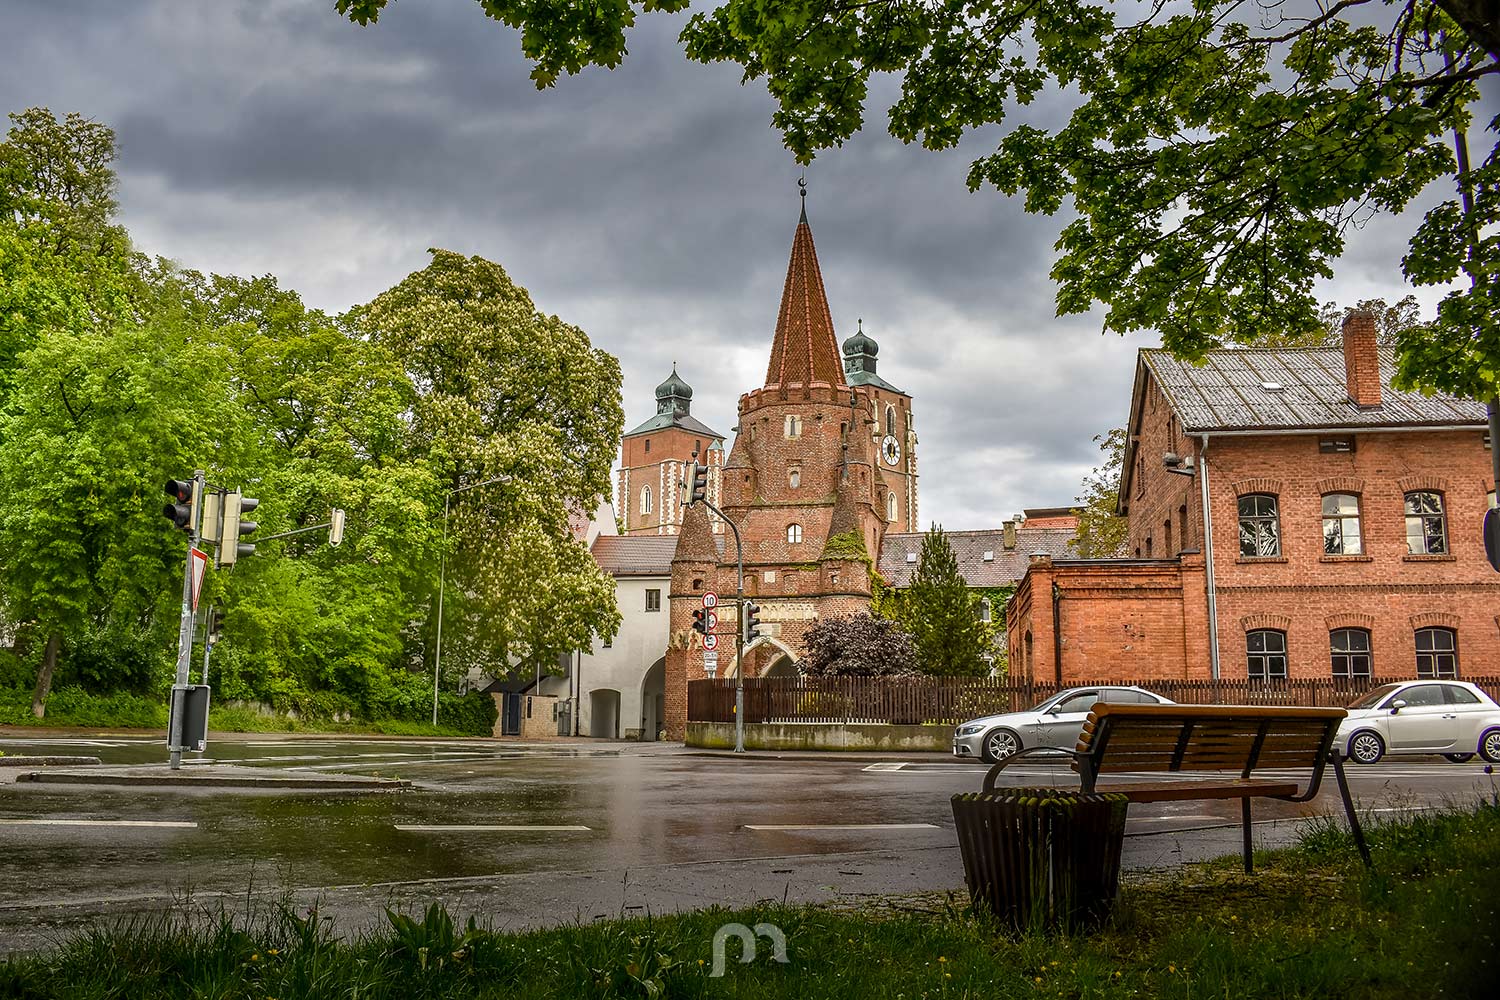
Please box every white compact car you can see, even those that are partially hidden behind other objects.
[951,685,1174,763]
[1336,680,1500,764]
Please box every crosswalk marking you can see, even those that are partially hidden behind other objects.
[744,823,939,831]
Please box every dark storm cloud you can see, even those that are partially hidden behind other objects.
[0,0,1462,529]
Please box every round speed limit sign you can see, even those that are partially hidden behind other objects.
[702,591,718,609]
[703,633,719,650]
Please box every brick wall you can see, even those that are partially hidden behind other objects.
[1208,430,1499,677]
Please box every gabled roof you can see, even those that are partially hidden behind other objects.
[878,528,1081,589]
[590,535,677,577]
[1142,347,1488,432]
[764,214,847,390]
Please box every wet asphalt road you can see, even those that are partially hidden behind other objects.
[1,732,1496,954]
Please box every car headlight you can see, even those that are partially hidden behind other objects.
[956,723,985,736]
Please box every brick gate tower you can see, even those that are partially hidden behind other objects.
[662,190,917,738]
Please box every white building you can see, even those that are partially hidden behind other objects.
[536,530,678,740]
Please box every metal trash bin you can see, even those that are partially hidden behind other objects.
[951,787,1129,931]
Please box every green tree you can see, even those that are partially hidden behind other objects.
[0,318,250,716]
[337,2,1499,403]
[351,249,624,680]
[1072,428,1128,559]
[887,524,993,677]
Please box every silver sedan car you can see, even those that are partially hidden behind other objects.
[952,685,1174,763]
[1336,680,1500,764]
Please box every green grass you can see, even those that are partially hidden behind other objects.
[3,800,1497,999]
[0,688,484,738]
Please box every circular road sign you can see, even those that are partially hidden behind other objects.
[702,592,718,609]
[703,633,719,650]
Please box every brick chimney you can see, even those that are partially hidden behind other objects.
[1342,310,1383,409]
[1003,519,1017,550]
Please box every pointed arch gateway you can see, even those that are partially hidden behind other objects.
[722,635,801,679]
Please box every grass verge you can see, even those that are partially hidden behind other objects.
[2,801,1496,999]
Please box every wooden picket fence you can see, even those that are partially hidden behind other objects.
[686,675,1500,726]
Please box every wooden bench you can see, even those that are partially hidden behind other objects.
[982,703,1371,872]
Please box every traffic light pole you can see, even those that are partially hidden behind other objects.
[698,498,746,753]
[168,469,205,770]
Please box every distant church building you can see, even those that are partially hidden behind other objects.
[655,194,920,737]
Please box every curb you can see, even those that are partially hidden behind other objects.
[13,771,411,790]
[680,750,971,765]
[0,757,104,767]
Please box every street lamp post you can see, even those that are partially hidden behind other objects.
[433,476,510,726]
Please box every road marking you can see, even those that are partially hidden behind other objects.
[744,823,940,831]
[861,762,909,772]
[0,819,197,829]
[394,824,592,833]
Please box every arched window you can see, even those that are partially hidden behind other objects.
[1246,630,1287,683]
[639,485,652,516]
[786,524,803,544]
[1322,493,1362,554]
[788,466,801,489]
[885,405,897,437]
[1415,627,1458,678]
[886,492,898,522]
[784,414,802,439]
[1404,491,1447,554]
[1330,629,1371,681]
[1238,494,1281,556]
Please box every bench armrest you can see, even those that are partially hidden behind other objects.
[981,746,1090,793]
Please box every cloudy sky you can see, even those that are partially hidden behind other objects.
[3,1,1492,529]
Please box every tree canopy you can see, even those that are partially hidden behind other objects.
[338,0,1499,404]
[878,524,996,676]
[1071,427,1129,559]
[802,612,919,677]
[0,108,622,721]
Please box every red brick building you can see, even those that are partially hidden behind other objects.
[1007,312,1499,686]
[661,201,920,736]
[616,367,727,536]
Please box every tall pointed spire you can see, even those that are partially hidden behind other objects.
[764,182,846,390]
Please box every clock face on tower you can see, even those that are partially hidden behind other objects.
[881,434,902,466]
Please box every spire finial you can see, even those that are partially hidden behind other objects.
[798,173,807,224]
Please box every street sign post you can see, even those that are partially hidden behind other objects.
[703,633,718,650]
[703,649,718,675]
[702,591,718,609]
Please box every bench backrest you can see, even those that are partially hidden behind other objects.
[1077,704,1347,777]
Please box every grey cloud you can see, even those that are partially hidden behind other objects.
[0,0,1460,531]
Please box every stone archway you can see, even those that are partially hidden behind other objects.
[639,657,666,741]
[589,688,621,739]
[725,636,800,679]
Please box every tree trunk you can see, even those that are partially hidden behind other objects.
[31,632,59,719]
[1434,0,1500,63]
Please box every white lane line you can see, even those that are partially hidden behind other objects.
[394,824,592,833]
[743,823,940,831]
[861,762,909,772]
[0,819,197,829]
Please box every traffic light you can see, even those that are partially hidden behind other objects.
[742,602,762,643]
[692,608,709,636]
[329,508,346,547]
[162,478,200,533]
[199,490,223,543]
[688,461,708,505]
[217,490,259,567]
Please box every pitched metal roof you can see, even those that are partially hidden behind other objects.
[1143,347,1488,432]
[623,410,725,438]
[846,368,904,393]
[878,527,1081,588]
[590,535,677,577]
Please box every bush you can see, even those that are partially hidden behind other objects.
[0,685,165,728]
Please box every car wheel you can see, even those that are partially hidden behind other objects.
[1480,728,1500,764]
[981,728,1021,764]
[1443,753,1475,764]
[1348,731,1385,765]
